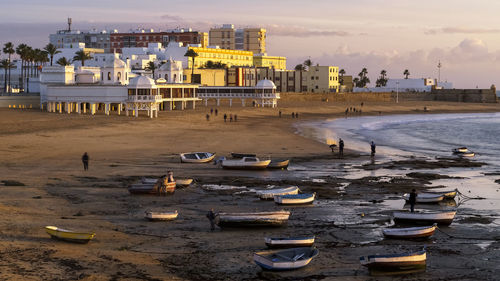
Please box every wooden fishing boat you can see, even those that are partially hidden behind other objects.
[221,157,271,170]
[180,152,216,163]
[360,249,426,270]
[393,210,456,225]
[258,186,299,200]
[382,224,437,239]
[268,159,290,169]
[421,189,457,199]
[128,182,176,194]
[265,236,315,248]
[274,193,316,205]
[231,152,256,158]
[45,226,95,244]
[215,211,290,227]
[145,210,178,221]
[254,247,319,271]
[176,178,193,187]
[402,193,444,203]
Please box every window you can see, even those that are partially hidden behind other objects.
[108,72,111,80]
[165,74,168,81]
[174,74,177,81]
[117,72,121,80]
[101,72,103,80]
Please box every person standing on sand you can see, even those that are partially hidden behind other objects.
[279,110,282,118]
[229,114,233,122]
[206,209,216,231]
[215,109,218,116]
[206,114,210,121]
[82,152,89,171]
[296,112,299,118]
[223,114,227,122]
[210,108,213,115]
[292,112,295,118]
[409,189,417,212]
[234,114,237,122]
[339,138,344,158]
[370,141,376,157]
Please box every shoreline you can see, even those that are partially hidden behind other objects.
[0,100,499,280]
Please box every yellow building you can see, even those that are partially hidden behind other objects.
[200,32,209,48]
[304,66,340,93]
[244,28,266,54]
[188,46,253,68]
[253,54,286,70]
[209,24,236,50]
[182,68,226,86]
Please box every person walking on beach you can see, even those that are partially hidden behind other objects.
[206,208,216,231]
[82,152,89,171]
[370,141,376,157]
[409,189,417,212]
[291,112,295,118]
[223,114,227,122]
[215,109,218,116]
[229,114,233,122]
[339,138,344,158]
[279,110,282,118]
[296,112,299,118]
[210,108,213,115]
[234,114,237,122]
[206,114,210,121]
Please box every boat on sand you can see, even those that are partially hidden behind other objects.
[274,193,315,205]
[393,210,456,225]
[145,211,178,221]
[254,247,319,271]
[402,193,444,203]
[258,186,299,200]
[180,152,216,163]
[382,224,437,239]
[421,189,457,199]
[215,211,290,227]
[176,178,193,187]
[265,236,315,248]
[221,157,271,170]
[268,159,290,169]
[360,249,426,270]
[45,226,95,244]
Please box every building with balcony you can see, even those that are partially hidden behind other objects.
[209,24,266,54]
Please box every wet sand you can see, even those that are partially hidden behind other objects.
[0,99,499,280]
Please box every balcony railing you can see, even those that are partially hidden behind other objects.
[128,95,163,102]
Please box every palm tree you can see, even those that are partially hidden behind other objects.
[353,77,360,88]
[294,64,305,71]
[184,49,198,82]
[303,58,313,70]
[56,57,71,66]
[0,59,14,92]
[376,69,388,87]
[339,68,346,84]
[403,69,410,79]
[73,50,92,67]
[16,44,29,91]
[44,43,61,66]
[357,68,370,87]
[3,42,15,92]
[380,69,387,79]
[145,61,157,78]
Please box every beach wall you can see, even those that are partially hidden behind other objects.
[281,88,498,103]
[0,94,40,109]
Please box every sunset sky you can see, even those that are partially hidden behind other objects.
[1,0,500,88]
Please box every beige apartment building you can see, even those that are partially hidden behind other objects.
[209,24,266,54]
[303,66,340,93]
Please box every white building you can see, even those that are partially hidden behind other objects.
[156,59,183,83]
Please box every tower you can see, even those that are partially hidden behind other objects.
[68,18,72,32]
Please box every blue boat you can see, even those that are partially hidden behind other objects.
[274,193,316,205]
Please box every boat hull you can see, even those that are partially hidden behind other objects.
[176,179,193,187]
[254,247,319,271]
[216,211,290,228]
[268,160,290,169]
[360,250,426,270]
[265,237,315,249]
[422,190,457,199]
[45,226,95,244]
[393,211,456,226]
[274,193,315,205]
[180,152,215,163]
[258,186,299,200]
[403,193,444,203]
[383,225,437,239]
[145,211,178,221]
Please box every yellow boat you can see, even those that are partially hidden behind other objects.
[45,226,95,244]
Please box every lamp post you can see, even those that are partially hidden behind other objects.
[396,81,399,103]
[437,60,442,86]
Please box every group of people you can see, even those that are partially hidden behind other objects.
[328,139,376,158]
[344,102,364,117]
[205,108,237,122]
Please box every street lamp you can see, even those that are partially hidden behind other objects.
[396,81,399,103]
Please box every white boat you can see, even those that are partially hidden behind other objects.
[393,210,456,225]
[268,159,290,169]
[421,189,457,199]
[258,186,299,200]
[274,193,315,205]
[180,152,216,163]
[145,211,178,221]
[254,247,319,271]
[360,249,426,270]
[265,236,315,248]
[452,147,475,157]
[403,193,444,203]
[382,224,437,239]
[221,157,271,170]
[176,178,193,187]
[215,211,290,227]
[452,147,468,153]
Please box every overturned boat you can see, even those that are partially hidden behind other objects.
[360,249,426,270]
[145,210,178,221]
[258,186,299,200]
[180,152,216,163]
[382,224,437,239]
[403,193,444,203]
[221,157,271,170]
[274,193,315,205]
[215,211,290,227]
[265,236,315,248]
[45,226,95,244]
[254,247,319,271]
[393,210,456,225]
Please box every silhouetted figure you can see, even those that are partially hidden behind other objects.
[329,144,337,153]
[82,152,89,171]
[345,108,349,117]
[206,114,210,121]
[370,141,376,157]
[215,109,218,116]
[409,189,417,212]
[206,209,216,231]
[292,112,295,118]
[296,112,299,118]
[223,114,227,122]
[279,111,282,118]
[210,108,213,115]
[361,102,364,107]
[229,114,233,122]
[234,114,237,122]
[339,138,344,158]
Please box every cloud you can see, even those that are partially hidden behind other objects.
[425,27,500,35]
[266,24,351,37]
[160,14,185,22]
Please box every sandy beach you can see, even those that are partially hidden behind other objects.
[0,98,499,280]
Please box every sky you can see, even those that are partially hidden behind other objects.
[1,0,500,88]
